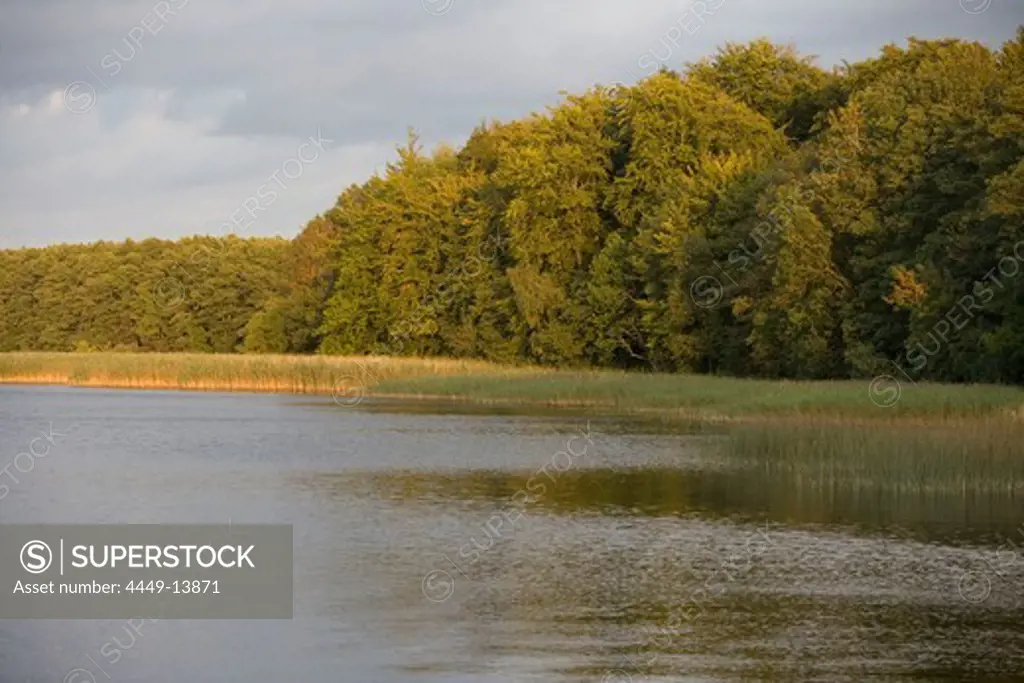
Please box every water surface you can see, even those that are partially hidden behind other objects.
[0,385,1021,682]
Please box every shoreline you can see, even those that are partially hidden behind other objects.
[2,371,1023,428]
[0,375,340,395]
[2,352,1023,424]
[5,356,1024,475]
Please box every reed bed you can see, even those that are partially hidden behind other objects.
[0,352,531,396]
[720,418,1024,492]
[373,370,1024,419]
[2,353,1023,423]
[4,352,1021,488]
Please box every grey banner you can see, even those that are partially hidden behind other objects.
[0,525,292,619]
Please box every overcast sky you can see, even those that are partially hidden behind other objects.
[0,0,1019,248]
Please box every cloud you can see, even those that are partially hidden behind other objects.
[0,88,389,246]
[0,0,1019,247]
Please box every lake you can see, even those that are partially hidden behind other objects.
[0,385,1021,682]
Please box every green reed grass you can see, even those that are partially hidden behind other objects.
[2,352,1023,422]
[720,419,1024,492]
[374,370,1024,419]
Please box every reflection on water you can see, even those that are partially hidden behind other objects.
[315,464,1024,544]
[302,466,1024,681]
[0,386,1022,682]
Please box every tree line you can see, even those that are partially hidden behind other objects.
[2,31,1023,382]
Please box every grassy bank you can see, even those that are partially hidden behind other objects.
[373,371,1024,420]
[1,352,1023,421]
[4,352,1022,488]
[0,352,527,396]
[374,372,1024,478]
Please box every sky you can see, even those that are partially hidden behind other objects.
[0,0,1019,249]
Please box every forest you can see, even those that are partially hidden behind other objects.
[2,31,1023,383]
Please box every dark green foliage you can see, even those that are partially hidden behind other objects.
[0,237,290,353]
[4,32,1024,383]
